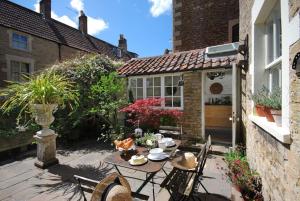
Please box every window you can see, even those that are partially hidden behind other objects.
[128,74,183,109]
[12,33,29,50]
[265,2,282,92]
[146,77,161,98]
[164,75,182,107]
[129,78,143,100]
[232,24,239,42]
[10,60,30,82]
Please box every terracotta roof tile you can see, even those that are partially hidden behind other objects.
[118,48,237,76]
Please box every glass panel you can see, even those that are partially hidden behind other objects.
[137,88,143,98]
[12,33,28,50]
[146,78,153,87]
[276,18,282,58]
[165,76,172,86]
[267,22,274,64]
[130,89,136,100]
[173,87,180,96]
[137,78,143,87]
[130,79,136,87]
[11,61,19,73]
[165,87,173,96]
[20,63,29,73]
[173,97,181,107]
[173,76,180,87]
[146,88,153,97]
[165,97,172,107]
[154,87,161,97]
[154,77,161,86]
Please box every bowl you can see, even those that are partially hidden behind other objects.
[149,148,163,155]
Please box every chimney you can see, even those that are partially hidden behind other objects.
[118,34,127,52]
[79,11,88,34]
[40,0,51,19]
[164,49,170,55]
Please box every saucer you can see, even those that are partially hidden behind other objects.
[148,153,169,161]
[129,158,148,166]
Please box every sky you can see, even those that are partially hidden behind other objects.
[10,0,173,57]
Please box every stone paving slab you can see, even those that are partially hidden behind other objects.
[0,141,231,201]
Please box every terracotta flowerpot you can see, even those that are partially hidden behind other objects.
[271,109,282,127]
[255,105,266,117]
[264,107,275,122]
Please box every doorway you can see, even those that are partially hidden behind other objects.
[201,68,235,145]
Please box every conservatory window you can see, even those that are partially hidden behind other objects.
[146,77,161,98]
[164,75,182,108]
[129,78,143,100]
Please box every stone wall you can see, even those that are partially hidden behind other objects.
[239,0,300,200]
[172,0,239,52]
[182,71,202,141]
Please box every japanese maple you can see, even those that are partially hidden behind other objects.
[120,98,183,130]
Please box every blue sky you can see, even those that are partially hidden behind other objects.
[10,0,173,57]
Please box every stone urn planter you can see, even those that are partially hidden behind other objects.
[32,104,59,168]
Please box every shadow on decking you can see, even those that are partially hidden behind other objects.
[33,161,113,200]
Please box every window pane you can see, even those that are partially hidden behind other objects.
[146,78,153,87]
[165,76,172,86]
[154,87,161,97]
[130,79,136,87]
[137,78,143,87]
[267,22,274,64]
[130,89,136,100]
[165,98,172,107]
[146,88,153,97]
[137,88,143,99]
[154,77,161,86]
[165,87,173,96]
[173,87,180,96]
[11,61,19,72]
[12,33,28,50]
[20,63,29,73]
[173,97,181,107]
[173,76,180,87]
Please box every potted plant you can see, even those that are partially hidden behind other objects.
[269,87,282,126]
[252,86,268,117]
[1,71,78,168]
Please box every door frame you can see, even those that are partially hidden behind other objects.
[201,64,240,146]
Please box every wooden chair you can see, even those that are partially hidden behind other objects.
[159,125,182,140]
[159,135,212,201]
[74,174,149,201]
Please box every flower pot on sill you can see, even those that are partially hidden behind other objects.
[264,107,275,122]
[271,109,282,127]
[255,105,266,117]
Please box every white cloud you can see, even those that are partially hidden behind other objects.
[33,0,108,35]
[52,12,77,28]
[70,0,84,12]
[148,0,172,17]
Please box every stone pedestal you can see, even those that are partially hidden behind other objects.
[34,132,59,169]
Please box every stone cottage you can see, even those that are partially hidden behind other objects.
[118,0,240,144]
[0,0,137,86]
[239,0,300,200]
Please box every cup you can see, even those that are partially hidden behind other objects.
[155,133,164,141]
[158,141,166,150]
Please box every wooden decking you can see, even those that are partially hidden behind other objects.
[0,140,232,201]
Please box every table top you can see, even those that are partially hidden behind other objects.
[104,140,181,173]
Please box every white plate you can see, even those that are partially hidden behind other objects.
[148,153,169,161]
[129,158,148,166]
[166,141,176,147]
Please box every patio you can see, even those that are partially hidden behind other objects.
[0,140,232,201]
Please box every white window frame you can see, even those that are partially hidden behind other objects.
[8,30,32,52]
[250,0,300,144]
[128,73,184,110]
[4,55,34,82]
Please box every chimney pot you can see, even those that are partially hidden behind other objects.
[164,49,170,54]
[79,10,88,34]
[118,34,127,52]
[40,0,51,19]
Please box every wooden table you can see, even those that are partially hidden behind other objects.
[104,140,181,200]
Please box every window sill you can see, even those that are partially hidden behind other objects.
[249,115,291,144]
